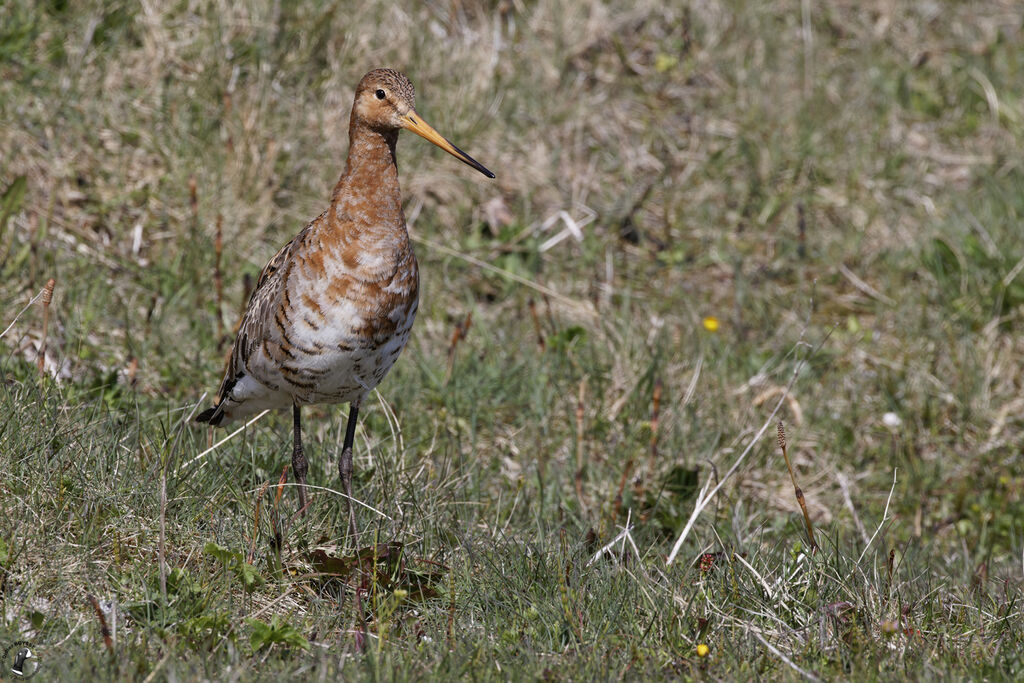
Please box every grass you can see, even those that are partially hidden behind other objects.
[1,0,1023,679]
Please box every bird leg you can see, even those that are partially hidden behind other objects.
[339,401,360,544]
[292,404,310,515]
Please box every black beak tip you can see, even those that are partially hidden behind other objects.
[447,139,495,179]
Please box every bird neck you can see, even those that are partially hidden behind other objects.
[331,122,404,229]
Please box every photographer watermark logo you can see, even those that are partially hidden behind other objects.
[3,640,40,678]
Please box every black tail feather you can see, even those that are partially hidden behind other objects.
[195,405,225,426]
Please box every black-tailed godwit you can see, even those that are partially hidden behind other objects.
[196,68,494,541]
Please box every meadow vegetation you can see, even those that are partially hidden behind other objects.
[1,0,1023,679]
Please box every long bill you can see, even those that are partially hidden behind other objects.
[401,111,495,179]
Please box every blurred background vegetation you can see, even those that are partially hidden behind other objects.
[1,0,1022,678]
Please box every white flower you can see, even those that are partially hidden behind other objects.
[882,412,902,429]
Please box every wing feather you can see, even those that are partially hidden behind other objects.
[199,226,310,423]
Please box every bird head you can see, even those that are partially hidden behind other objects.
[352,68,494,178]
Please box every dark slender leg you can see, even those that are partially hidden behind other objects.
[339,401,360,543]
[292,404,309,515]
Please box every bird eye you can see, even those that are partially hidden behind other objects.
[375,89,386,100]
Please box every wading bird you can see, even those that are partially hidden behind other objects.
[196,68,494,541]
